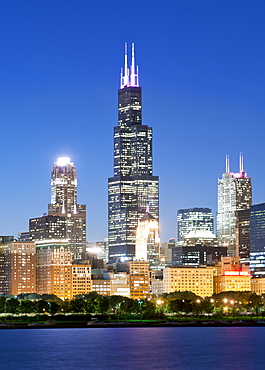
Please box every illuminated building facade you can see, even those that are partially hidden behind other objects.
[48,157,86,260]
[0,241,36,295]
[72,263,92,297]
[163,267,215,298]
[108,44,159,260]
[135,212,160,269]
[217,154,252,256]
[129,261,150,299]
[214,271,251,294]
[36,241,72,300]
[177,208,214,242]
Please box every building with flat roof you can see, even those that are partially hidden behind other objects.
[163,267,215,298]
[177,208,214,242]
[0,241,36,295]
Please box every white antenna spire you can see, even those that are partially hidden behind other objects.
[120,43,139,88]
[131,43,136,86]
[239,152,244,173]
[226,155,230,173]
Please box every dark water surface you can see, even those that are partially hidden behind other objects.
[0,327,264,369]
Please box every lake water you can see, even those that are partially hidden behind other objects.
[0,327,264,369]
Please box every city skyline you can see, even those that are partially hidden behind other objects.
[1,1,265,243]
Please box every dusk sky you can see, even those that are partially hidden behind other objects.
[1,1,265,243]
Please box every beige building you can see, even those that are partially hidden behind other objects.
[250,278,265,295]
[163,267,215,298]
[0,241,36,295]
[72,262,92,297]
[92,279,111,295]
[109,272,130,297]
[214,271,251,293]
[36,241,72,300]
[129,261,150,299]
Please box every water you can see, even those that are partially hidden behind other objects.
[0,327,264,369]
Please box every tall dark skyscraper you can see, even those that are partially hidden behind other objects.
[108,44,159,261]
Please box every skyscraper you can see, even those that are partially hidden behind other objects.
[217,154,252,256]
[108,44,159,260]
[47,157,86,260]
[177,208,214,242]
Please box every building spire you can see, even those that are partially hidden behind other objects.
[239,152,244,173]
[120,43,139,89]
[226,155,230,173]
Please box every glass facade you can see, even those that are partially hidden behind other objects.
[108,49,159,260]
[177,208,214,242]
[250,203,265,278]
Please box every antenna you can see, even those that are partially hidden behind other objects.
[239,152,244,173]
[226,155,230,173]
[120,43,139,88]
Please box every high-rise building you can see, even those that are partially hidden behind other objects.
[217,154,252,256]
[0,241,36,295]
[36,240,72,299]
[48,157,86,260]
[177,208,214,242]
[108,44,159,260]
[30,215,67,242]
[236,209,250,264]
[249,203,265,278]
[135,212,160,269]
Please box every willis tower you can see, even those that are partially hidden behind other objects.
[108,43,159,261]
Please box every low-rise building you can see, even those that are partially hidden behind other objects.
[251,278,265,295]
[163,266,214,298]
[72,262,92,297]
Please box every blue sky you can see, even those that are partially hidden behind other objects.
[0,0,265,242]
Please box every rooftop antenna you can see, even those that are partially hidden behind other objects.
[130,43,139,87]
[226,155,230,173]
[239,152,244,173]
[120,43,129,88]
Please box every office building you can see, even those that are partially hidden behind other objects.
[135,212,160,269]
[36,240,72,300]
[177,208,214,242]
[72,262,92,297]
[163,266,215,298]
[48,157,86,260]
[30,215,67,242]
[108,43,159,260]
[236,209,250,264]
[217,154,252,256]
[249,203,265,278]
[129,261,150,299]
[0,241,36,295]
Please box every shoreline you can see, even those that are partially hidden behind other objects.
[1,320,265,329]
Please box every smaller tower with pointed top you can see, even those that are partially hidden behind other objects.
[48,158,86,260]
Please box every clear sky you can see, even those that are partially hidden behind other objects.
[0,0,265,243]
